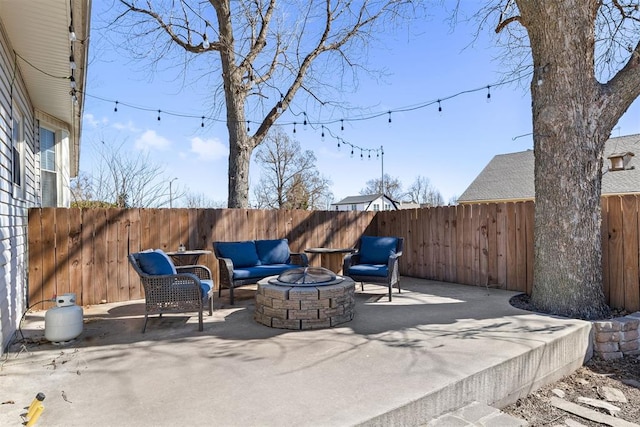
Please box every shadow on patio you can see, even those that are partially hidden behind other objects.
[2,278,591,427]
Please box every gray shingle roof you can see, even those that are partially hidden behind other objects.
[332,194,385,205]
[458,134,640,203]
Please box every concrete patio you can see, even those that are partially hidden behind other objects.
[1,278,592,426]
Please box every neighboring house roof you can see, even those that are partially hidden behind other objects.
[333,194,386,205]
[0,0,90,177]
[332,193,398,209]
[458,150,535,203]
[458,134,640,203]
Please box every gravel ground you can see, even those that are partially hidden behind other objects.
[502,294,640,426]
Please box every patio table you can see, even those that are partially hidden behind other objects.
[304,247,355,274]
[165,249,212,266]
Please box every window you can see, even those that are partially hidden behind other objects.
[40,127,57,207]
[351,204,357,211]
[373,204,380,211]
[12,109,25,197]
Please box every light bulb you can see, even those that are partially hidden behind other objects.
[69,55,76,70]
[202,34,210,49]
[69,26,76,41]
[69,76,76,89]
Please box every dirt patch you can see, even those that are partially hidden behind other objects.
[502,294,640,426]
[503,357,640,425]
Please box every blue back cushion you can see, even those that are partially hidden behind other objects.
[137,251,176,275]
[216,241,260,267]
[359,236,398,264]
[255,239,290,265]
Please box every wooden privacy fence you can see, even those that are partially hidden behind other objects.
[377,195,640,312]
[27,195,640,312]
[378,202,534,293]
[27,208,376,307]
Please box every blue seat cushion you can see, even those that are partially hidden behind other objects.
[137,251,176,275]
[255,239,290,265]
[233,264,300,280]
[348,264,389,278]
[216,241,260,267]
[200,279,213,297]
[359,236,398,265]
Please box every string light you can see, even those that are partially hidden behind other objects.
[69,25,76,42]
[114,101,118,112]
[69,55,76,70]
[202,33,210,49]
[277,93,284,113]
[81,71,532,158]
[247,120,251,133]
[69,75,76,89]
[321,125,325,141]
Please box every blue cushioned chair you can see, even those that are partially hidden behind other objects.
[343,236,404,301]
[128,250,214,332]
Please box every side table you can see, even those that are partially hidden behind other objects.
[165,250,212,266]
[304,247,355,274]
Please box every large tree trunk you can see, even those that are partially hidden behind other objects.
[518,0,611,319]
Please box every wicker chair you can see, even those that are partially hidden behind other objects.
[128,251,214,332]
[343,236,404,301]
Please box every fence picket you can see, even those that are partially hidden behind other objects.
[26,200,640,312]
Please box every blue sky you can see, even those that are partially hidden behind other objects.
[81,3,640,207]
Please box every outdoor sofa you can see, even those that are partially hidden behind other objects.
[213,238,308,305]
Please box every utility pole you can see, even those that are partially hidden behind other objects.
[380,145,384,195]
[169,177,178,208]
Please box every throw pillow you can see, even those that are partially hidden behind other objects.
[359,236,398,265]
[215,241,260,267]
[137,251,176,275]
[255,239,290,265]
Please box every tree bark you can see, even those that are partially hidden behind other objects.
[513,0,640,319]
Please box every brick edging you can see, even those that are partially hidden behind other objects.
[592,312,640,360]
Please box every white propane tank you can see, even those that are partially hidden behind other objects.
[45,293,83,344]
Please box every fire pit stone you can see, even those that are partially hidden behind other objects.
[254,268,355,330]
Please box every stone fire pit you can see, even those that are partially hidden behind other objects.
[254,267,355,330]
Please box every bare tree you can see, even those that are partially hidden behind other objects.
[406,176,444,207]
[360,174,404,201]
[253,129,332,210]
[77,141,182,208]
[183,192,226,208]
[112,0,416,208]
[489,0,640,319]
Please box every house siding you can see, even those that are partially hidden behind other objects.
[0,20,38,352]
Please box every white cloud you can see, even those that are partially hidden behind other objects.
[134,130,172,151]
[189,136,228,161]
[83,113,108,128]
[113,120,141,133]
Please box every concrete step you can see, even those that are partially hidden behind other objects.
[426,402,528,426]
